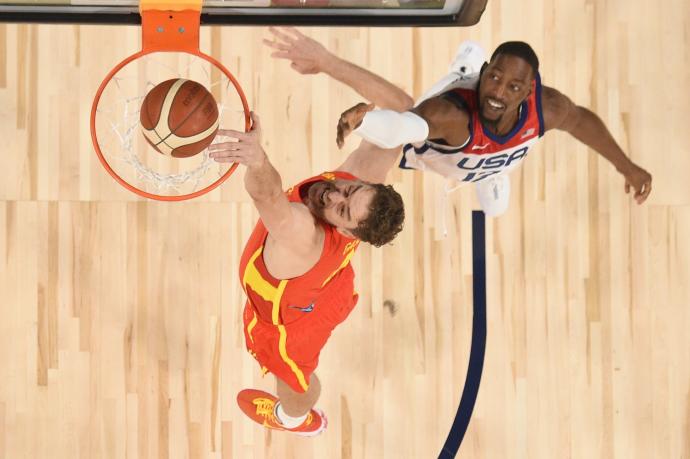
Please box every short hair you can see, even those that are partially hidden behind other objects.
[352,183,405,247]
[490,41,539,76]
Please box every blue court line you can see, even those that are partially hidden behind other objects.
[438,210,488,458]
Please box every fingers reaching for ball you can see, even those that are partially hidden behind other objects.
[210,112,267,167]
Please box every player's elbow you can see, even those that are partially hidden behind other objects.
[378,89,414,112]
[391,94,415,112]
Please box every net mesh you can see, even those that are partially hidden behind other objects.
[93,52,247,198]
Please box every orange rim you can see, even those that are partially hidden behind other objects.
[90,49,250,202]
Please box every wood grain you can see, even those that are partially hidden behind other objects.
[1,1,689,457]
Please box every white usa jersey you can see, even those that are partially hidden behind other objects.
[400,72,545,184]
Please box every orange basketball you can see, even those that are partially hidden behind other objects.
[140,78,219,158]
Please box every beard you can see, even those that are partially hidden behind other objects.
[305,181,337,223]
[478,107,503,131]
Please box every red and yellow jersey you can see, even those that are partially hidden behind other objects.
[400,72,545,184]
[238,170,361,393]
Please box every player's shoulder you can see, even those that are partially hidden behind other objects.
[410,91,472,145]
[288,200,315,220]
[266,201,321,250]
[540,85,567,106]
[540,85,576,131]
[287,201,320,235]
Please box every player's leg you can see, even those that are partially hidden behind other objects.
[416,40,487,104]
[475,173,511,217]
[448,40,487,76]
[274,373,322,426]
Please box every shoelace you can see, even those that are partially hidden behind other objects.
[253,398,280,425]
[253,398,313,428]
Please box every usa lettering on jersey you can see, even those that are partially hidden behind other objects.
[402,139,536,183]
[455,145,529,182]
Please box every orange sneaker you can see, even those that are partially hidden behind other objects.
[236,389,328,437]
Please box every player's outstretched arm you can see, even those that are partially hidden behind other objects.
[264,27,414,111]
[336,97,470,149]
[209,112,317,245]
[542,86,652,204]
[334,99,469,182]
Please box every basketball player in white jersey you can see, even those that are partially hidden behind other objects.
[265,28,652,217]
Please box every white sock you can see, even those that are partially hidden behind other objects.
[275,402,307,429]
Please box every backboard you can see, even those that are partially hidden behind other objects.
[0,0,486,26]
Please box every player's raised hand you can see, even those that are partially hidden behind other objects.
[209,112,266,168]
[623,162,652,204]
[337,102,375,149]
[263,27,334,75]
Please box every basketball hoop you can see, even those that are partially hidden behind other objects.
[90,0,250,201]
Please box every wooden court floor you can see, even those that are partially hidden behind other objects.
[1,0,689,457]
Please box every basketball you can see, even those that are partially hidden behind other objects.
[140,78,219,158]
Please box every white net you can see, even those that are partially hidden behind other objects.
[93,51,247,198]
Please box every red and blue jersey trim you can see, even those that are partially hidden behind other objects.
[457,71,544,153]
[400,71,545,166]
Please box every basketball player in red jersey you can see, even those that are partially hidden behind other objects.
[265,28,652,217]
[208,105,407,434]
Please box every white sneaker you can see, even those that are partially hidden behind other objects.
[475,174,511,217]
[448,40,487,77]
[415,40,487,105]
